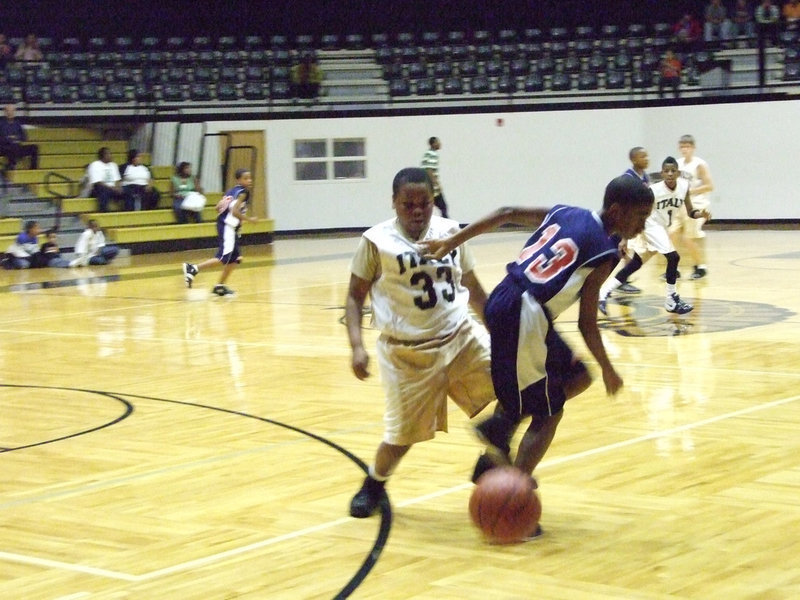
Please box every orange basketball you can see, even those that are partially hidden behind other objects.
[469,466,541,544]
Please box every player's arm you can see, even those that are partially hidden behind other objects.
[578,258,623,396]
[684,190,712,221]
[420,206,551,260]
[694,162,714,196]
[345,273,372,380]
[231,197,257,223]
[461,269,488,322]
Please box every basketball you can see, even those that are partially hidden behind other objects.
[469,466,541,544]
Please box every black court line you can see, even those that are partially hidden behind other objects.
[0,385,390,599]
[0,384,133,452]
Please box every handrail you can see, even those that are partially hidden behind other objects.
[44,171,78,232]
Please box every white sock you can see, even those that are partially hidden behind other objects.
[600,278,622,301]
[368,465,389,482]
[666,283,676,296]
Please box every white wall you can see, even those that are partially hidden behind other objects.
[199,99,798,231]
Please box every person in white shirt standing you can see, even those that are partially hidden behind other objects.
[121,149,160,210]
[87,147,126,212]
[674,134,715,279]
[70,219,120,267]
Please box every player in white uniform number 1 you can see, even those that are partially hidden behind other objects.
[674,134,714,279]
[599,156,712,315]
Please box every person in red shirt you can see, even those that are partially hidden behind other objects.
[673,13,703,52]
[659,50,683,98]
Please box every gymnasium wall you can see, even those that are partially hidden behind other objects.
[195,97,798,231]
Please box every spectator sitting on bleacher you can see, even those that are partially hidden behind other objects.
[0,104,39,171]
[14,33,43,62]
[172,161,205,224]
[4,220,41,269]
[88,147,127,212]
[673,13,703,52]
[120,149,160,210]
[704,0,734,42]
[39,229,71,268]
[783,0,800,29]
[732,0,757,40]
[0,34,13,68]
[70,219,119,267]
[290,53,324,100]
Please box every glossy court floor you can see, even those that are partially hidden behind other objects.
[1,228,799,599]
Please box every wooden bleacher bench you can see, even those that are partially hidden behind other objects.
[0,218,21,235]
[67,192,223,217]
[106,219,275,244]
[82,206,221,228]
[10,164,173,187]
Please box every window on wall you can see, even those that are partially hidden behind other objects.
[294,138,366,181]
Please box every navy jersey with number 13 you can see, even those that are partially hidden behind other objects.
[506,205,621,318]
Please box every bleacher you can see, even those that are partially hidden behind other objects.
[1,26,798,114]
[1,126,274,255]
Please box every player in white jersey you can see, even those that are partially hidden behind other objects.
[674,134,715,279]
[599,156,711,314]
[346,167,495,518]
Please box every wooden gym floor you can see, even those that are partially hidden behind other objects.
[1,228,799,599]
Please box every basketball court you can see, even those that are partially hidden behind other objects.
[1,228,799,599]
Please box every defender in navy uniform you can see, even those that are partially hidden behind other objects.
[420,175,653,484]
[615,145,652,294]
[182,168,257,296]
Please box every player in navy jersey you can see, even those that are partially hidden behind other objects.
[599,156,711,316]
[182,168,258,296]
[616,146,652,294]
[420,175,653,485]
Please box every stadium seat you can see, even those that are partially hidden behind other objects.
[510,57,529,76]
[550,41,569,58]
[537,55,556,75]
[218,36,237,51]
[143,67,164,84]
[88,37,107,52]
[626,37,644,54]
[146,51,167,66]
[605,70,626,89]
[247,50,268,65]
[197,50,216,66]
[371,33,389,47]
[653,23,672,37]
[443,77,463,94]
[523,72,544,92]
[60,67,81,84]
[344,34,365,49]
[243,81,265,100]
[422,45,445,61]
[475,43,493,60]
[161,83,184,101]
[631,69,653,89]
[497,74,517,93]
[473,30,492,44]
[189,83,212,101]
[61,37,82,51]
[577,71,599,90]
[78,83,102,102]
[613,51,632,70]
[220,66,239,83]
[498,29,517,43]
[421,32,440,45]
[0,85,15,105]
[446,31,466,45]
[217,82,239,101]
[244,36,264,50]
[24,83,47,104]
[563,54,581,73]
[66,52,90,68]
[641,51,660,71]
[500,43,520,60]
[588,52,607,72]
[320,34,340,50]
[141,36,160,50]
[166,67,190,84]
[433,61,453,78]
[193,66,214,83]
[783,61,800,80]
[600,39,619,57]
[113,37,134,51]
[295,34,314,50]
[272,49,291,66]
[134,83,154,102]
[270,80,291,99]
[575,38,594,57]
[388,78,411,96]
[485,58,504,77]
[459,59,479,77]
[415,78,436,95]
[469,75,490,94]
[600,25,619,39]
[192,36,212,51]
[271,66,290,81]
[575,25,594,39]
[221,50,242,65]
[407,62,428,79]
[627,24,646,38]
[400,46,421,63]
[396,32,416,47]
[522,28,543,43]
[32,67,53,85]
[449,45,470,60]
[121,51,141,66]
[549,27,569,41]
[170,51,192,65]
[106,82,127,102]
[166,37,187,51]
[551,72,572,91]
[87,67,106,84]
[376,46,395,64]
[51,84,74,103]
